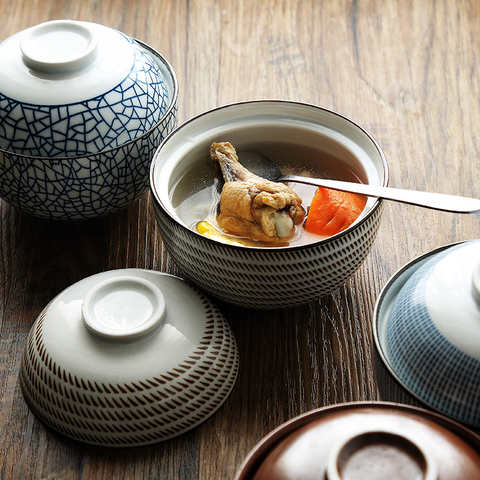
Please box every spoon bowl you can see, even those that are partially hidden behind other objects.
[238,151,480,214]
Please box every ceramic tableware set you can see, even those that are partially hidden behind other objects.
[1,20,239,447]
[1,19,480,478]
[234,241,480,479]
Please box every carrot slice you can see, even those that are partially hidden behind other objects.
[304,187,367,237]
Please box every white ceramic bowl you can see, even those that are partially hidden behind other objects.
[19,269,239,447]
[0,20,178,220]
[150,100,387,309]
[374,240,480,428]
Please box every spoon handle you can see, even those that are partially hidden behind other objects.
[281,175,480,214]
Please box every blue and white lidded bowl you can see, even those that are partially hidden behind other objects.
[374,240,480,428]
[0,20,178,220]
[0,20,170,157]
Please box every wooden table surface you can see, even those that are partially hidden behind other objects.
[1,0,480,478]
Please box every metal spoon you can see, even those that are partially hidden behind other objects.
[237,151,480,214]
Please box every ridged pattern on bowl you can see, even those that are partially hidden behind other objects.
[0,35,169,157]
[19,290,239,447]
[386,246,480,427]
[0,102,177,220]
[153,201,384,309]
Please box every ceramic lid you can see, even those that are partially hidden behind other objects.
[389,240,480,355]
[0,20,144,104]
[0,20,171,156]
[235,402,480,480]
[374,240,480,427]
[19,269,239,447]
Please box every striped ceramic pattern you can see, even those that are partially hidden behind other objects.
[373,341,426,409]
[19,288,239,447]
[0,102,177,220]
[153,201,384,309]
[0,35,169,157]
[386,246,480,427]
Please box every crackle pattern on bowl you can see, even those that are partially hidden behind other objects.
[19,291,239,447]
[0,35,169,157]
[153,201,384,309]
[0,101,177,220]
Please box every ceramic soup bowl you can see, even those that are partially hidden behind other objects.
[150,100,387,309]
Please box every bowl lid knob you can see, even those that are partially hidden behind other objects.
[326,430,438,480]
[20,20,98,74]
[82,275,166,341]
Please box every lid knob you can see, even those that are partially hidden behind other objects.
[82,275,166,341]
[20,20,98,73]
[326,430,438,480]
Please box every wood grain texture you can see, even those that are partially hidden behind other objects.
[1,0,480,478]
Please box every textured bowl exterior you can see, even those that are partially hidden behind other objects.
[153,200,384,309]
[373,339,426,409]
[19,272,239,447]
[0,33,169,156]
[0,43,178,220]
[150,101,387,309]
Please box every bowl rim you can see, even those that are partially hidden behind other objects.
[233,400,480,480]
[0,39,179,161]
[371,240,480,426]
[150,99,388,252]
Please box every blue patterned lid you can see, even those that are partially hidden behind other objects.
[0,20,170,156]
[385,240,480,426]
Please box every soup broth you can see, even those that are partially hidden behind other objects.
[171,141,368,247]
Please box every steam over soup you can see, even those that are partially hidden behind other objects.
[171,141,368,247]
